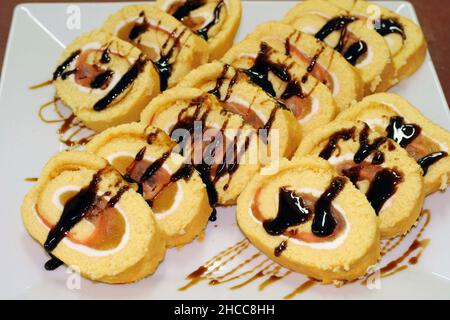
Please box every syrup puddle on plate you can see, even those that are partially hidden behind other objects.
[179,209,431,299]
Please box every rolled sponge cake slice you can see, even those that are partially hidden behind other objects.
[156,0,242,60]
[245,21,364,111]
[337,93,450,195]
[178,61,303,157]
[53,30,160,132]
[86,123,212,248]
[294,120,425,239]
[220,43,336,136]
[237,156,380,283]
[102,4,209,90]
[21,151,166,283]
[282,0,395,94]
[350,0,427,82]
[141,87,262,206]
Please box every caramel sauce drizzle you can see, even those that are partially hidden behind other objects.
[179,210,431,299]
[38,97,96,148]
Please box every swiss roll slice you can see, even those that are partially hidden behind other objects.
[283,0,395,94]
[220,42,337,136]
[178,61,303,156]
[294,120,425,239]
[157,0,242,60]
[53,30,160,132]
[350,0,427,82]
[245,21,364,111]
[86,123,212,247]
[141,87,262,206]
[21,151,165,283]
[102,4,209,90]
[337,93,450,195]
[237,157,380,283]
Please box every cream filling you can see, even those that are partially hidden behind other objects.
[106,151,184,220]
[250,187,350,250]
[66,42,135,95]
[299,95,319,124]
[33,188,131,257]
[225,95,269,124]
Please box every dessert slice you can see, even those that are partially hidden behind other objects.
[102,4,209,90]
[53,30,160,132]
[337,93,450,195]
[283,0,395,94]
[178,61,303,156]
[237,156,380,283]
[245,21,364,111]
[141,87,262,206]
[21,151,165,283]
[86,123,212,247]
[294,120,425,239]
[350,0,427,82]
[157,0,242,60]
[220,43,337,136]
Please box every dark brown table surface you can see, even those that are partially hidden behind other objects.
[0,0,448,101]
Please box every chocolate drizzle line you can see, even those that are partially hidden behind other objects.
[417,152,448,175]
[263,188,312,236]
[244,42,290,97]
[93,54,147,111]
[354,124,387,164]
[274,241,288,257]
[53,50,81,80]
[154,27,188,91]
[311,177,346,237]
[38,98,95,148]
[172,0,205,20]
[90,70,114,89]
[366,168,403,214]
[45,254,64,271]
[319,127,356,160]
[343,40,367,66]
[374,18,406,39]
[196,0,225,40]
[315,16,368,65]
[44,171,102,252]
[386,116,421,148]
[178,210,431,297]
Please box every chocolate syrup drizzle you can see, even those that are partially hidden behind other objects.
[385,116,447,175]
[90,70,114,89]
[44,171,102,253]
[366,168,403,214]
[196,0,225,40]
[53,50,81,81]
[244,42,290,97]
[263,188,312,236]
[319,127,356,160]
[155,28,187,91]
[417,152,448,175]
[315,16,367,65]
[319,125,409,215]
[311,177,346,237]
[343,40,367,66]
[263,177,346,243]
[386,116,421,148]
[43,169,129,270]
[374,18,406,39]
[354,124,387,164]
[172,0,205,20]
[93,55,147,111]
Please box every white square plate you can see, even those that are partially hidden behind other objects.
[0,1,449,299]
